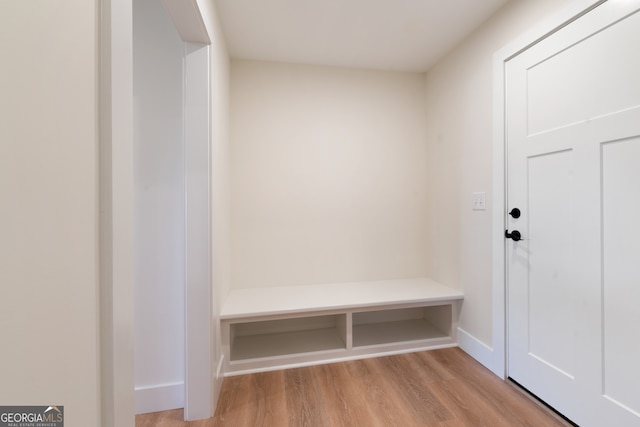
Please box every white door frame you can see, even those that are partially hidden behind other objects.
[157,0,214,420]
[491,0,606,379]
[100,0,214,424]
[183,41,213,420]
[99,0,135,426]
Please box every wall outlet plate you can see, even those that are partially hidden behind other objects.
[472,192,486,210]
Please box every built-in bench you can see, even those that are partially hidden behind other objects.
[220,277,464,376]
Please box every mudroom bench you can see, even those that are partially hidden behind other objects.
[220,277,464,375]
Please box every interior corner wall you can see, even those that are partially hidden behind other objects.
[133,0,185,413]
[423,0,573,355]
[0,0,101,425]
[230,61,430,290]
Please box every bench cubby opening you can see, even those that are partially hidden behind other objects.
[352,304,452,348]
[230,314,347,361]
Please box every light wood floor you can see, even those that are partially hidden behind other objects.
[136,348,572,427]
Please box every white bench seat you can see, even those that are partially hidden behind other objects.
[221,277,463,319]
[220,277,463,376]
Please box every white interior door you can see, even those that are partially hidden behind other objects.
[506,1,640,426]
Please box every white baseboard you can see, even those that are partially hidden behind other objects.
[136,356,225,417]
[213,354,225,410]
[216,354,225,380]
[457,327,504,378]
[135,382,184,415]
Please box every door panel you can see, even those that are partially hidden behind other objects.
[526,8,640,135]
[506,1,640,426]
[527,150,575,377]
[602,137,640,417]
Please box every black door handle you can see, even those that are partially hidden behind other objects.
[509,208,521,218]
[505,230,522,241]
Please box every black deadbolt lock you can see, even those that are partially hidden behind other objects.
[509,208,521,218]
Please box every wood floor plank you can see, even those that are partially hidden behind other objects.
[412,349,457,383]
[211,374,258,427]
[135,408,183,427]
[312,362,379,427]
[135,408,210,427]
[369,354,454,425]
[256,370,289,426]
[342,358,412,427]
[431,377,522,427]
[136,348,572,427]
[284,366,332,427]
[427,349,567,427]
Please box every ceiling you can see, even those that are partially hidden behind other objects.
[215,0,510,72]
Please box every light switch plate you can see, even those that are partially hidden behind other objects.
[472,192,486,210]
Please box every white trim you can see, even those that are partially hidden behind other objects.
[457,328,501,376]
[223,344,459,377]
[161,0,214,420]
[100,0,135,426]
[135,383,185,415]
[491,0,605,381]
[214,354,225,402]
[162,0,211,44]
[216,354,225,379]
[184,41,214,421]
[491,54,507,379]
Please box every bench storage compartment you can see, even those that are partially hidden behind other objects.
[352,305,452,348]
[230,314,347,361]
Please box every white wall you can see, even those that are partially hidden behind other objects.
[230,61,429,289]
[133,0,185,413]
[0,0,101,425]
[424,0,572,357]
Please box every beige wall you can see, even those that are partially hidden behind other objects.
[424,0,572,346]
[0,0,101,425]
[230,61,429,289]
